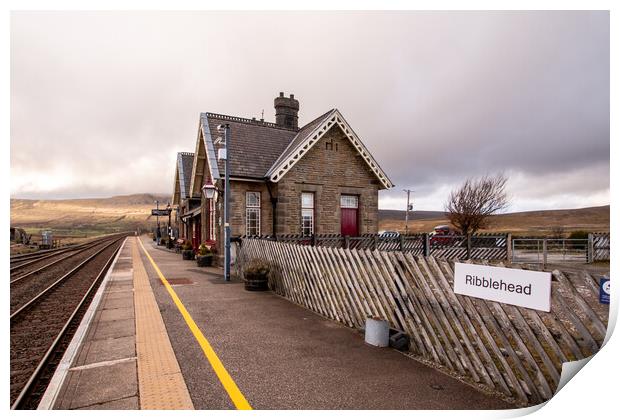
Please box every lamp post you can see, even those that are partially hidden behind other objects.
[155,200,160,245]
[166,202,172,245]
[220,124,231,282]
[203,122,231,282]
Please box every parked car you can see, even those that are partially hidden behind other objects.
[429,225,459,246]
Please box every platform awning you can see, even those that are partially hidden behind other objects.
[180,206,201,220]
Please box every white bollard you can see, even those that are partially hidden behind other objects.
[365,317,389,347]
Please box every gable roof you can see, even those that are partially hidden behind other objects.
[189,113,221,198]
[265,109,334,176]
[172,152,194,205]
[178,152,194,198]
[187,108,393,192]
[266,109,394,189]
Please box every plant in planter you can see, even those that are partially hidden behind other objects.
[196,241,217,267]
[181,240,194,260]
[243,258,270,291]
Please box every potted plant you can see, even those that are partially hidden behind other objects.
[243,258,270,291]
[196,241,217,267]
[181,240,194,260]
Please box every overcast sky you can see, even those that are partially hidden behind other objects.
[10,11,609,212]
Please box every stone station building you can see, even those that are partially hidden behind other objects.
[172,92,393,255]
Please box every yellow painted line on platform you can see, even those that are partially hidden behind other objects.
[138,237,252,410]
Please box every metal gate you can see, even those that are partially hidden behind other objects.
[511,238,589,264]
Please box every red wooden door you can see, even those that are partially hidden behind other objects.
[340,195,359,236]
[193,218,201,250]
[341,208,358,236]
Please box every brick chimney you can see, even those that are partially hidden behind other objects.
[274,92,299,129]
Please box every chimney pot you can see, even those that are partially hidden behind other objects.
[279,92,284,97]
[290,94,295,99]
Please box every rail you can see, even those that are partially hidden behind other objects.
[10,236,128,409]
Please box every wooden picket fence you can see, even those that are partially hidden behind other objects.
[590,232,610,261]
[242,232,508,260]
[233,238,609,406]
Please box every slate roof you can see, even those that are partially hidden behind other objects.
[194,109,393,189]
[177,152,194,198]
[265,109,335,177]
[204,113,298,179]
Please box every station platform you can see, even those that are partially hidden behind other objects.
[41,235,513,410]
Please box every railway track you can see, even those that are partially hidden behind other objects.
[10,234,129,409]
[10,234,127,273]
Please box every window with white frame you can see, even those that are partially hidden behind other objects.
[301,192,314,236]
[246,192,261,236]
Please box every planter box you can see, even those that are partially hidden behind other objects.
[182,250,195,260]
[196,254,214,267]
[244,274,269,291]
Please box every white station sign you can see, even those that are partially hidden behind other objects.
[454,262,552,312]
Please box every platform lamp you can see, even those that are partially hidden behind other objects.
[202,181,215,254]
[166,202,172,241]
[202,179,230,280]
[202,181,216,200]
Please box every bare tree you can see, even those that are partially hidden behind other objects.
[445,173,509,236]
[550,226,565,239]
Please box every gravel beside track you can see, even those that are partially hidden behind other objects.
[10,238,121,314]
[10,236,126,408]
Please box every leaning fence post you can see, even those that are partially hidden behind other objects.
[542,238,548,268]
[344,235,350,249]
[466,234,472,260]
[423,233,430,257]
[373,235,379,251]
[588,233,594,263]
[311,234,316,247]
[506,233,512,262]
[399,235,404,252]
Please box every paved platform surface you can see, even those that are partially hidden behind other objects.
[45,237,192,409]
[139,236,513,410]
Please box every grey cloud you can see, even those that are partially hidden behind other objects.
[10,11,609,211]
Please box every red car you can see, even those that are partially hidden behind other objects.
[429,225,459,246]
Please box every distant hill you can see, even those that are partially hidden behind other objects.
[10,193,172,238]
[10,194,610,238]
[380,205,610,235]
[379,209,446,221]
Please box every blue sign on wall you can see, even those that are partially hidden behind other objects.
[599,276,610,305]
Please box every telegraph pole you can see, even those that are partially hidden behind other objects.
[403,189,414,234]
[223,124,231,282]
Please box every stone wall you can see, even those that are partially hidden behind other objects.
[228,180,274,237]
[199,124,381,261]
[275,125,379,235]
